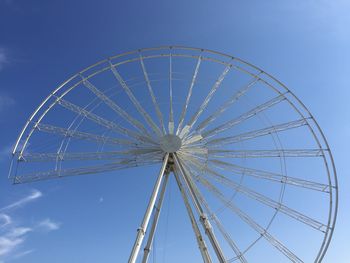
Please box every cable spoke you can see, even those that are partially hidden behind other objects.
[173,168,213,263]
[185,157,328,232]
[211,213,248,263]
[80,76,152,137]
[169,53,174,134]
[202,94,287,139]
[19,148,162,162]
[139,55,166,134]
[194,173,304,263]
[182,134,204,146]
[208,149,325,158]
[176,55,202,135]
[56,97,156,145]
[195,77,260,134]
[173,154,227,262]
[210,159,331,193]
[179,63,232,139]
[109,63,163,137]
[35,122,141,147]
[205,119,308,148]
[14,156,162,184]
[180,146,209,155]
[179,158,248,262]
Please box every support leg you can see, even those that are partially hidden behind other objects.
[173,168,212,263]
[128,153,169,263]
[141,171,170,263]
[173,154,226,263]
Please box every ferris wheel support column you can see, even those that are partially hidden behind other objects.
[173,168,212,263]
[141,171,170,263]
[173,154,226,263]
[128,153,169,263]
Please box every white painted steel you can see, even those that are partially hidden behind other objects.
[142,172,170,263]
[128,153,169,263]
[10,46,338,263]
[173,168,212,263]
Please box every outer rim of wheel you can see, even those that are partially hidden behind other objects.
[11,46,338,262]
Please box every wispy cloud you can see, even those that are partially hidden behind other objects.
[0,215,11,228]
[0,190,40,259]
[0,190,61,262]
[12,249,34,259]
[0,217,31,257]
[37,219,61,232]
[0,190,42,212]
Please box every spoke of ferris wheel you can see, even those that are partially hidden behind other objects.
[109,63,163,137]
[197,176,304,263]
[186,158,328,232]
[177,158,247,263]
[176,55,202,135]
[178,147,325,161]
[173,154,227,263]
[208,149,325,158]
[205,119,308,148]
[195,77,260,134]
[173,168,212,263]
[139,54,166,134]
[210,159,332,193]
[169,53,174,134]
[34,122,143,147]
[128,153,169,263]
[202,94,287,139]
[56,97,157,145]
[80,76,153,138]
[19,148,162,162]
[209,212,248,263]
[142,171,170,263]
[179,63,232,139]
[14,157,162,184]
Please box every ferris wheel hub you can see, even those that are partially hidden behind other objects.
[160,134,182,153]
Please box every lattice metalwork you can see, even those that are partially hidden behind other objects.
[10,46,338,263]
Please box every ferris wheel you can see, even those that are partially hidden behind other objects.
[10,46,338,262]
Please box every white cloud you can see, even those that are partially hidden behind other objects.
[12,249,34,259]
[0,192,38,259]
[7,227,32,238]
[0,235,24,256]
[0,190,42,212]
[0,226,31,257]
[0,190,60,262]
[37,219,60,232]
[0,215,11,228]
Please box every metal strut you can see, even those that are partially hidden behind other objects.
[173,154,226,263]
[173,167,212,263]
[141,171,170,263]
[128,153,169,263]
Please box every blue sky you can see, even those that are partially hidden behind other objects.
[0,0,349,262]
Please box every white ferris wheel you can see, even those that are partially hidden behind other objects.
[10,46,338,263]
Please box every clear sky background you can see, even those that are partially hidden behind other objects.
[0,0,349,262]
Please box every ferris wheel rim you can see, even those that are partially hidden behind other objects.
[10,46,338,263]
